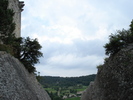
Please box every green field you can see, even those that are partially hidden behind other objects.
[44,86,85,100]
[45,88,57,93]
[65,97,80,100]
[44,85,86,96]
[76,86,87,92]
[39,75,96,100]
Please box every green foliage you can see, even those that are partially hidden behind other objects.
[45,86,82,100]
[0,0,43,73]
[104,20,133,56]
[97,64,103,69]
[104,57,109,63]
[0,0,16,44]
[12,37,23,58]
[70,89,77,94]
[46,91,63,100]
[65,97,80,100]
[39,74,96,88]
[76,86,87,92]
[0,37,43,73]
[14,37,43,73]
[130,19,133,33]
[41,75,95,100]
[0,44,13,55]
[45,88,57,93]
[53,96,63,100]
[36,72,42,82]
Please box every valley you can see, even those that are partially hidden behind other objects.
[37,74,96,100]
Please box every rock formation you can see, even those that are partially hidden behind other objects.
[8,0,24,37]
[81,44,133,100]
[0,51,51,100]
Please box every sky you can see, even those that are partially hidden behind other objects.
[21,0,133,77]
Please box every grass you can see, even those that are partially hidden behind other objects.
[44,86,87,100]
[45,88,57,93]
[65,97,80,100]
[0,44,14,55]
[45,86,87,93]
[76,86,87,92]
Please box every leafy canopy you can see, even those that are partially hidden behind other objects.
[20,37,43,72]
[104,20,133,56]
[13,37,43,73]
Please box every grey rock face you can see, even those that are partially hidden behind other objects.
[0,51,51,100]
[81,44,133,100]
[8,0,24,37]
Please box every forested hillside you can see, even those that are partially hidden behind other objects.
[38,74,96,88]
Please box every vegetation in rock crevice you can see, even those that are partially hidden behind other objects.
[104,20,133,56]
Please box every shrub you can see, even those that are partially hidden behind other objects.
[97,64,103,69]
[104,20,133,56]
[0,44,14,55]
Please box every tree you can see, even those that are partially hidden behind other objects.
[14,37,43,73]
[0,0,16,44]
[11,37,43,73]
[130,19,133,33]
[0,0,43,73]
[104,20,133,56]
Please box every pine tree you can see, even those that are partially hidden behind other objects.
[130,20,133,33]
[14,37,43,73]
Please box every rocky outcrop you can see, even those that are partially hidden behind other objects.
[0,51,51,100]
[81,44,133,100]
[8,0,24,37]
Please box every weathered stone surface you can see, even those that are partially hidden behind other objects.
[0,51,51,100]
[81,44,133,100]
[8,0,24,37]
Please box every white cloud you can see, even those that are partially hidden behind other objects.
[21,0,133,76]
[47,54,103,68]
[36,54,103,77]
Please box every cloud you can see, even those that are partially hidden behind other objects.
[36,54,103,77]
[21,0,133,76]
[47,54,103,69]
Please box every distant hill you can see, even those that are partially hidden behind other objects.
[38,74,96,88]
